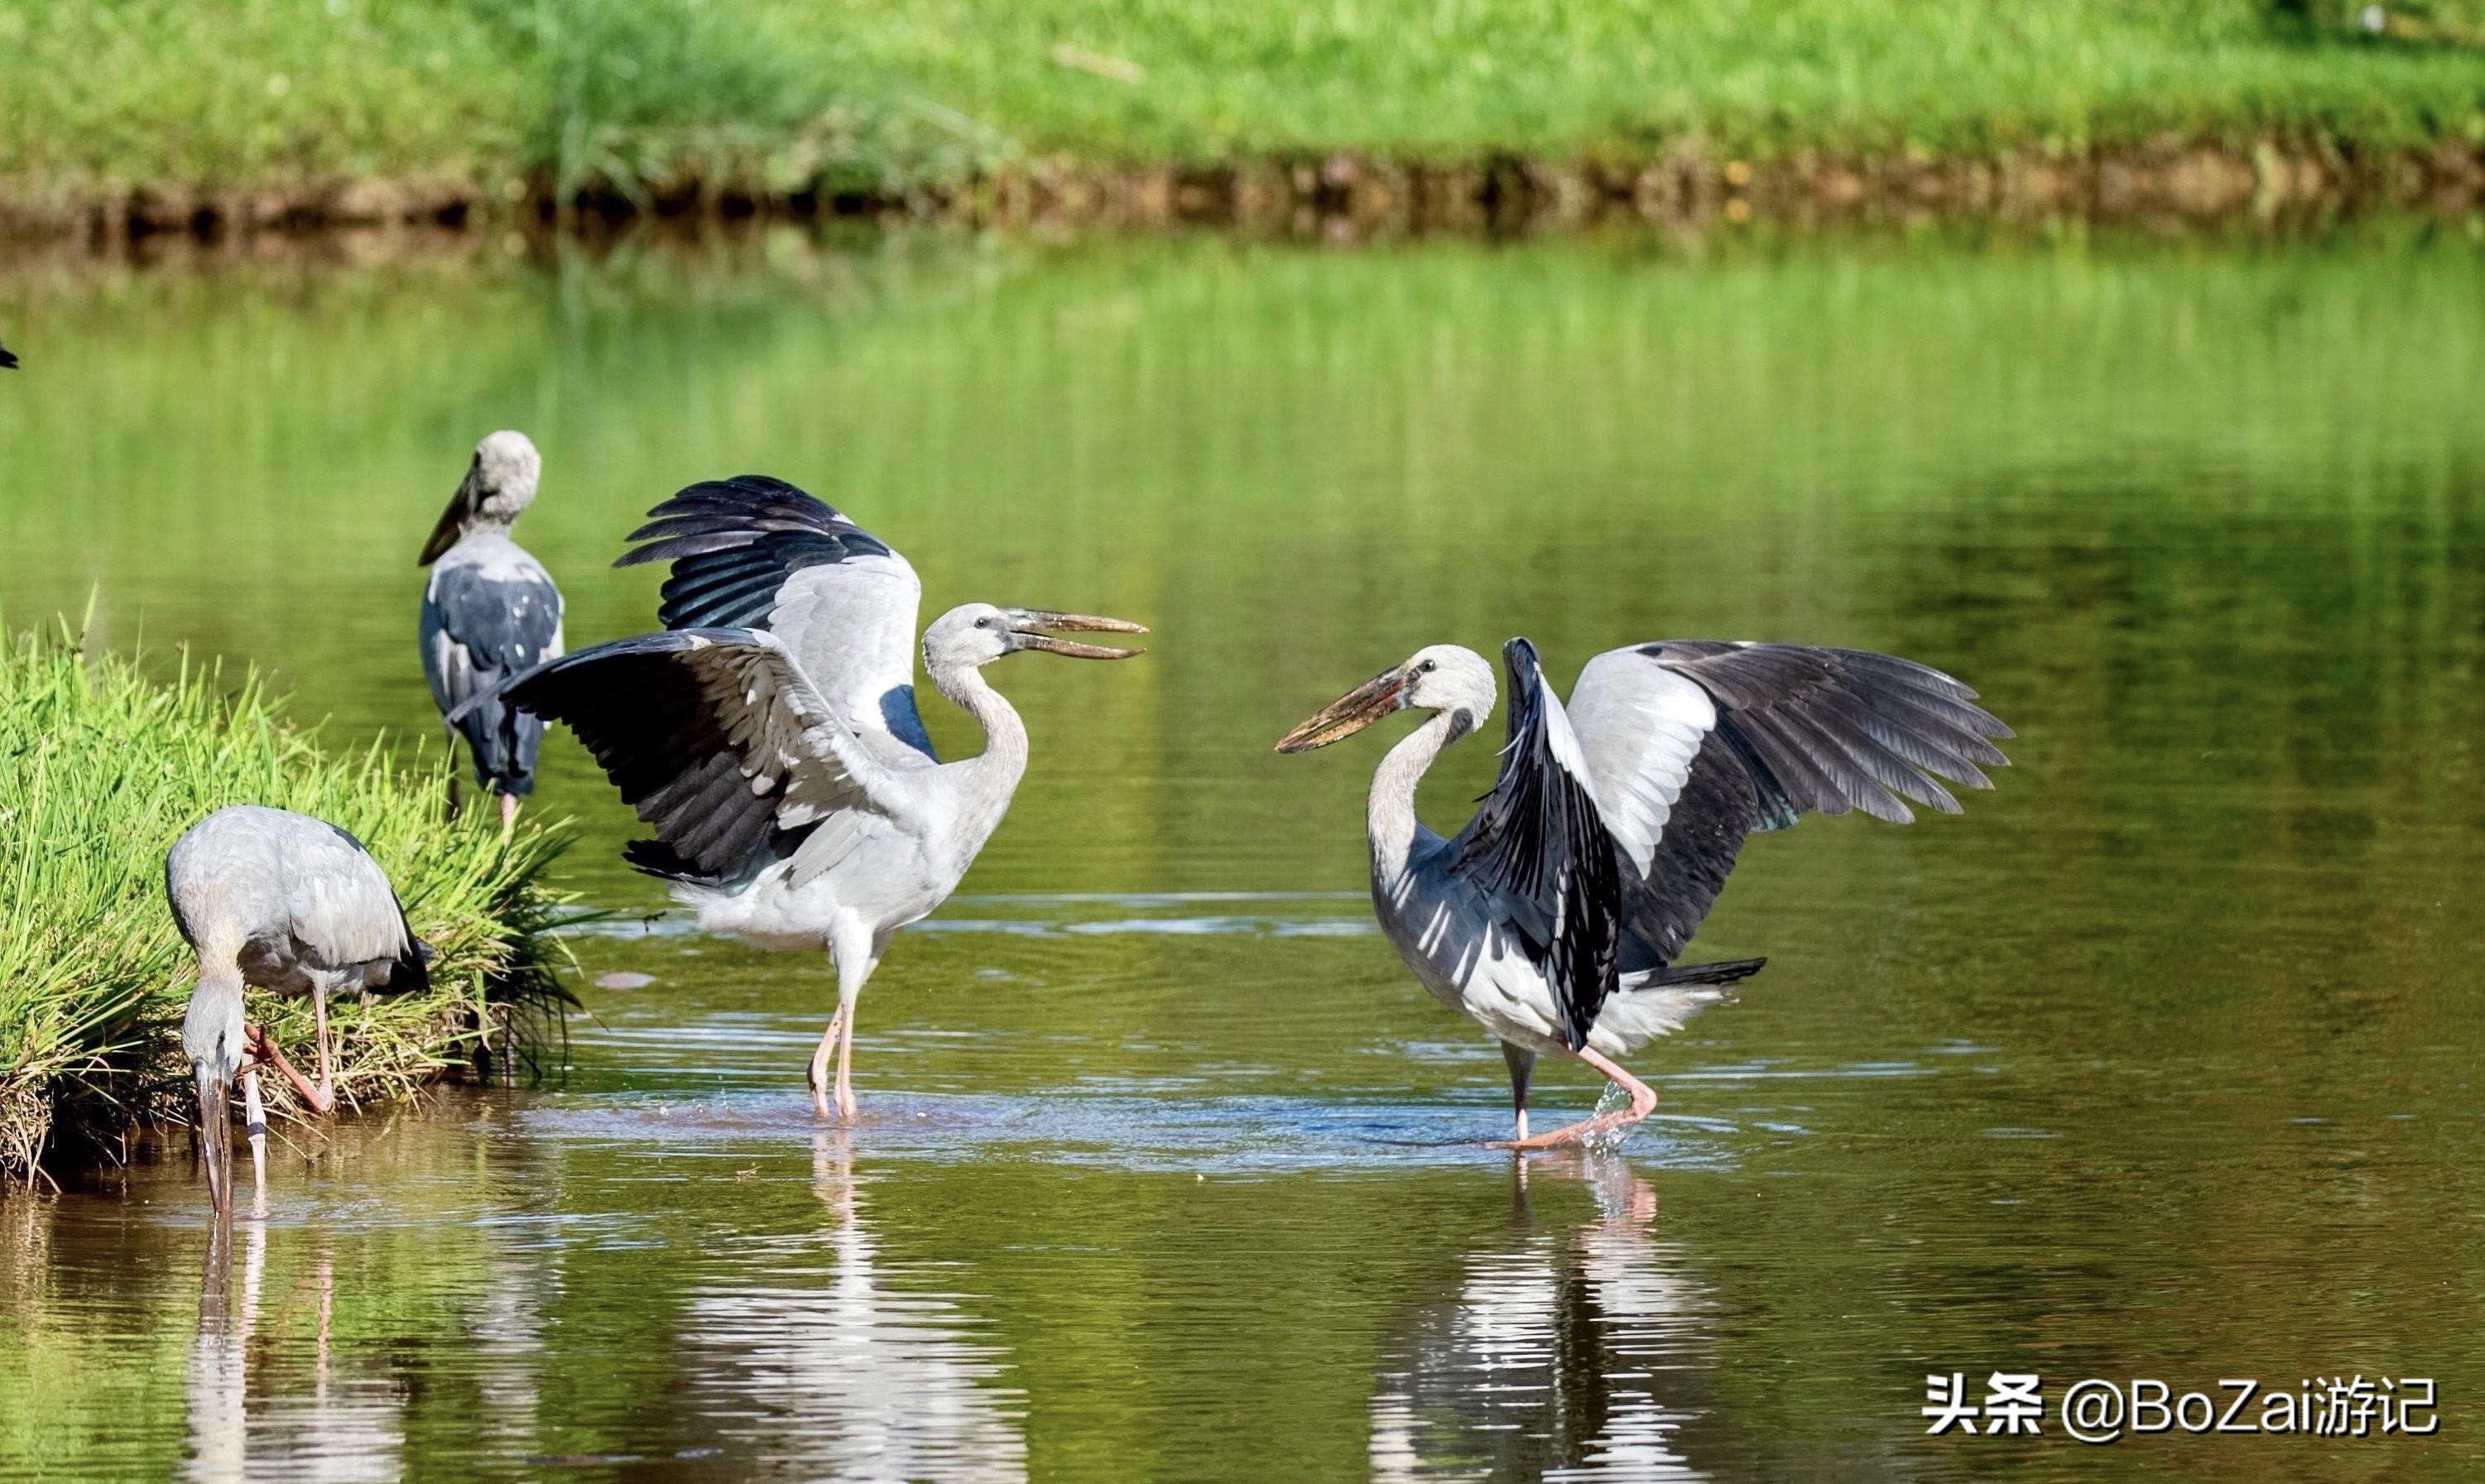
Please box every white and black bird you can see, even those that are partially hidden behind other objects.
[166,805,432,1213]
[1278,637,2010,1149]
[419,430,565,833]
[486,476,1145,1119]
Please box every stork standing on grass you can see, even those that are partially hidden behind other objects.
[1277,636,2010,1150]
[483,476,1145,1120]
[420,430,565,833]
[166,805,432,1213]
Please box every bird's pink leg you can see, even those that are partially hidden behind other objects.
[1488,1046,1656,1151]
[246,1024,331,1115]
[808,1006,845,1119]
[498,793,519,838]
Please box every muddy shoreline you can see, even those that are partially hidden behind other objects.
[5,136,2483,252]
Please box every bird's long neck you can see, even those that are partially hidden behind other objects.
[932,660,1029,831]
[181,955,248,1079]
[1369,711,1461,886]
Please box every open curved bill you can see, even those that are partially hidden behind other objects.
[1276,668,1408,752]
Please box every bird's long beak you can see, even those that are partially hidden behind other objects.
[1276,668,1411,752]
[417,461,481,567]
[197,1066,233,1217]
[1008,611,1147,660]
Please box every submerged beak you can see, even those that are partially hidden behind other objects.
[1276,667,1411,752]
[197,1067,233,1217]
[1008,611,1147,660]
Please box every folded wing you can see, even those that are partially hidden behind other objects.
[273,815,430,992]
[421,555,565,794]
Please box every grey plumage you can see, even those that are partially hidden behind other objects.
[166,804,430,1210]
[485,476,1143,1117]
[166,806,429,1012]
[419,430,564,798]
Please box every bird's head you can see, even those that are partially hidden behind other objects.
[180,959,248,1216]
[923,603,1147,672]
[466,430,541,520]
[1276,643,1495,752]
[420,430,542,564]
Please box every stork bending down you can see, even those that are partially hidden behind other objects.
[166,806,432,1212]
[1278,637,2010,1149]
[488,476,1143,1118]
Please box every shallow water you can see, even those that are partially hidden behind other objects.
[4,223,2484,1480]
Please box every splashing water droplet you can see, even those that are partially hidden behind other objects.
[1583,1080,1633,1156]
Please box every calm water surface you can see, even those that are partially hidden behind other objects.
[3,224,2483,1481]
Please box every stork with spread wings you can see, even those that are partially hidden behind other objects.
[482,477,1145,1119]
[1278,635,2009,1149]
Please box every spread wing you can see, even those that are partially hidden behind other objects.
[1565,641,2012,973]
[497,627,901,886]
[1444,640,1625,1052]
[616,476,935,762]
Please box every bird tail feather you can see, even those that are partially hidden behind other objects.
[1643,957,1767,988]
[383,935,433,995]
[622,832,802,891]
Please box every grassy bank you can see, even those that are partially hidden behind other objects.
[0,623,570,1184]
[2,1,2483,232]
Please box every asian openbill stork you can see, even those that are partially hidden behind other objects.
[419,430,565,833]
[1278,638,2010,1150]
[486,476,1145,1120]
[166,806,432,1213]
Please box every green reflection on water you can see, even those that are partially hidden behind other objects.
[2,223,2483,1481]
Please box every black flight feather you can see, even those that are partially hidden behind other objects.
[616,475,892,634]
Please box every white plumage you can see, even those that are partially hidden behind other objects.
[489,476,1143,1119]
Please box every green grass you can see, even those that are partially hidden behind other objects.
[0,1,2482,209]
[845,0,2485,164]
[0,620,571,1182]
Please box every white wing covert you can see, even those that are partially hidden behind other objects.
[1566,640,2013,973]
[618,476,935,761]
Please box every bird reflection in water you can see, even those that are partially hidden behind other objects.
[675,1128,1029,1482]
[186,1211,405,1482]
[1371,1154,1713,1482]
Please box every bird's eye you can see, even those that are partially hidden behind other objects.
[977,617,993,629]
[1419,660,1437,674]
